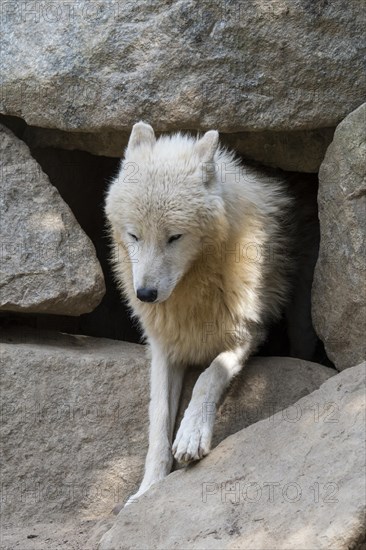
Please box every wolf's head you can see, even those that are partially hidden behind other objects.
[105,122,229,303]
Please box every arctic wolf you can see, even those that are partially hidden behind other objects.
[105,122,293,504]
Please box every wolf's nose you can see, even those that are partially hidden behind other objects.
[136,287,158,303]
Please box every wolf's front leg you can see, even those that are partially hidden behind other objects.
[173,344,252,463]
[125,340,184,506]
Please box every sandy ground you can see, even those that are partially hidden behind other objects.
[0,518,114,550]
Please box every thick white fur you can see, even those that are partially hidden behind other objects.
[105,122,293,505]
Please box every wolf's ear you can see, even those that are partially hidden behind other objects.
[127,121,156,150]
[195,130,219,163]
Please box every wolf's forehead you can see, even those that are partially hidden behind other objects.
[137,161,196,182]
[124,192,201,231]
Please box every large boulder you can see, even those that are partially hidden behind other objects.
[0,328,335,548]
[222,128,336,173]
[21,124,335,173]
[99,362,366,550]
[176,356,335,453]
[0,329,150,549]
[312,103,366,370]
[0,124,105,315]
[1,1,364,142]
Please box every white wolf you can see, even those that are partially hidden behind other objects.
[105,122,293,505]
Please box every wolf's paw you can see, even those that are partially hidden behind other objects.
[111,492,142,514]
[122,484,150,508]
[124,490,145,507]
[122,476,161,508]
[112,477,164,512]
[172,412,212,463]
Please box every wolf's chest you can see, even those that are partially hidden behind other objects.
[143,286,246,366]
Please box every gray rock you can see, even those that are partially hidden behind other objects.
[1,1,364,137]
[0,124,105,315]
[0,329,150,529]
[0,328,335,548]
[312,103,366,371]
[176,357,335,454]
[22,125,130,158]
[99,362,366,550]
[21,125,335,173]
[222,128,336,173]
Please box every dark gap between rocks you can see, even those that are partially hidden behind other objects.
[0,116,333,367]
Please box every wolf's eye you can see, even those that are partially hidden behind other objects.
[168,234,182,244]
[128,233,139,242]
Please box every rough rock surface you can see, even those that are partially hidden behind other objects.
[0,328,335,548]
[0,329,149,549]
[0,329,150,525]
[0,124,105,315]
[99,362,366,550]
[21,124,335,173]
[222,128,336,173]
[312,103,366,370]
[1,1,364,137]
[176,356,335,453]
